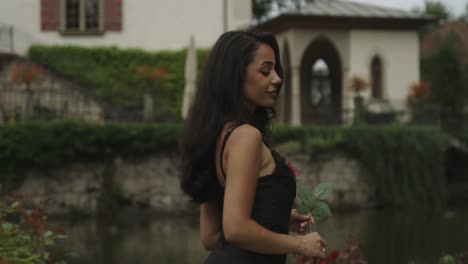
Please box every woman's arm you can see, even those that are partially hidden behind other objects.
[222,125,321,256]
[200,201,221,250]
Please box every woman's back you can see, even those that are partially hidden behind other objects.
[205,124,297,264]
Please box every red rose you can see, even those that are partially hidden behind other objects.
[287,162,298,178]
[327,250,339,262]
[56,225,65,234]
[295,255,313,264]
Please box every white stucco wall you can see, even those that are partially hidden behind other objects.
[288,29,350,71]
[0,0,251,55]
[276,29,352,124]
[349,30,420,110]
[275,28,420,124]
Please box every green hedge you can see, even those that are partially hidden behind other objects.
[0,122,450,208]
[27,45,210,114]
[0,121,181,189]
[272,124,449,208]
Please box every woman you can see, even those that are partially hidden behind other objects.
[180,30,326,264]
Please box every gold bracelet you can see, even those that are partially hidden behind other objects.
[301,235,307,256]
[292,235,307,256]
[295,235,307,256]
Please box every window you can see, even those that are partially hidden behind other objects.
[370,55,383,99]
[61,0,103,33]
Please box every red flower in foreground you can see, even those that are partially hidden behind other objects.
[56,225,65,234]
[287,162,298,178]
[296,255,313,264]
[327,250,340,262]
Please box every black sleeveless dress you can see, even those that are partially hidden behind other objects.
[204,127,297,264]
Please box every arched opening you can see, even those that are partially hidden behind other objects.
[370,55,383,99]
[300,37,342,125]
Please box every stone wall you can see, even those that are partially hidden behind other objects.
[16,150,371,215]
[286,152,373,209]
[0,57,105,122]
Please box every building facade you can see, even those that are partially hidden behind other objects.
[256,0,434,125]
[0,0,252,55]
[0,0,435,126]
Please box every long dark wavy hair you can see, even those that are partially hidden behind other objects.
[179,30,284,204]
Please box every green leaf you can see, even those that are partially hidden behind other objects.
[43,230,53,238]
[296,202,309,215]
[313,182,334,201]
[311,201,332,221]
[44,238,55,246]
[297,186,313,205]
[440,255,456,264]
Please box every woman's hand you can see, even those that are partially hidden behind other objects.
[300,232,327,258]
[289,209,314,234]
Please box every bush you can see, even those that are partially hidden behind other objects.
[27,46,210,116]
[421,32,467,123]
[0,121,450,208]
[0,120,182,190]
[271,124,449,208]
[0,193,69,264]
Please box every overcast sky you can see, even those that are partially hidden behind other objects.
[350,0,467,16]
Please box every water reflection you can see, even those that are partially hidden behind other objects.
[52,208,468,264]
[363,209,468,264]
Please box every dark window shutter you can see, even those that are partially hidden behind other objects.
[41,0,60,31]
[104,0,122,31]
[371,56,383,99]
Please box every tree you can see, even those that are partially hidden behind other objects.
[424,1,452,21]
[457,3,468,22]
[252,0,273,21]
[252,0,315,21]
[413,1,452,38]
[421,32,467,129]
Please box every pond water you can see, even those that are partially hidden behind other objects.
[52,206,468,264]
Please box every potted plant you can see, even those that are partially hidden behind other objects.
[406,81,437,124]
[348,76,370,125]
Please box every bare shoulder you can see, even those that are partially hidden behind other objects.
[228,124,262,145]
[223,124,263,175]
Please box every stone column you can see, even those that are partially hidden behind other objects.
[22,85,34,120]
[291,66,301,125]
[143,90,155,122]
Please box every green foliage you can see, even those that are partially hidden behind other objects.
[0,194,69,264]
[0,122,450,208]
[313,182,334,201]
[27,45,209,116]
[458,3,468,22]
[421,32,468,125]
[343,126,448,208]
[0,120,182,190]
[424,1,452,21]
[252,0,324,20]
[270,125,309,144]
[272,125,449,208]
[252,0,273,20]
[440,255,456,264]
[296,182,333,221]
